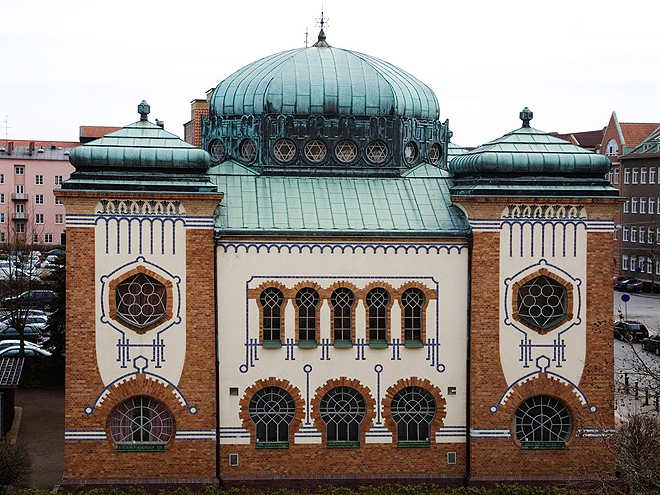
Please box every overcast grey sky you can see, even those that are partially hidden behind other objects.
[1,0,658,148]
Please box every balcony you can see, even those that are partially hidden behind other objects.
[11,193,28,201]
[11,212,28,221]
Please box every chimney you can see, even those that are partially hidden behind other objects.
[7,142,13,155]
[28,141,35,156]
[156,119,164,129]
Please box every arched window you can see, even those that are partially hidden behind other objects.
[401,288,425,345]
[249,387,296,447]
[320,387,366,446]
[260,288,283,347]
[606,138,619,156]
[514,396,572,447]
[366,288,389,346]
[296,288,319,345]
[390,386,435,445]
[331,288,354,345]
[109,396,174,450]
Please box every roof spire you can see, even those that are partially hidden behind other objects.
[313,8,330,47]
[520,107,533,128]
[138,100,150,122]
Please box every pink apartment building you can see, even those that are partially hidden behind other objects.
[0,140,77,246]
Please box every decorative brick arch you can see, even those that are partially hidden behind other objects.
[326,281,360,344]
[382,377,446,443]
[394,281,433,344]
[360,281,396,344]
[239,377,305,445]
[99,374,187,449]
[249,281,290,344]
[291,281,325,343]
[512,268,574,335]
[498,373,587,445]
[310,378,376,445]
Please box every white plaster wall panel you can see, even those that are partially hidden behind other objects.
[498,220,588,406]
[216,242,469,445]
[95,217,187,389]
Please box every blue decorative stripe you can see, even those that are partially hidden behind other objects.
[175,430,216,441]
[65,214,214,229]
[436,426,467,438]
[577,428,615,438]
[470,428,511,439]
[470,218,615,232]
[65,430,107,441]
[220,241,467,255]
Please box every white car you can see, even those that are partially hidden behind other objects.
[0,339,43,352]
[0,315,48,332]
[0,345,51,357]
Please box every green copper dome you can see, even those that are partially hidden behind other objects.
[210,43,439,120]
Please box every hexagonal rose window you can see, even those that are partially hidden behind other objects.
[115,273,167,329]
[516,275,567,331]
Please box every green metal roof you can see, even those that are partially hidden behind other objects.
[64,101,216,193]
[449,108,611,178]
[447,142,467,163]
[210,160,467,235]
[210,39,439,120]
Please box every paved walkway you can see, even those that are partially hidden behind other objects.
[14,385,64,490]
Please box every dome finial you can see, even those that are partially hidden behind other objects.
[520,107,533,128]
[138,100,150,122]
[312,9,330,47]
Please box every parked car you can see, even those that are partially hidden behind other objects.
[0,314,47,332]
[0,339,43,352]
[642,334,660,355]
[626,280,660,294]
[0,325,43,344]
[0,346,51,357]
[615,320,650,342]
[614,277,639,291]
[3,290,57,309]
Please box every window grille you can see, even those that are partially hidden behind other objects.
[335,140,358,163]
[514,396,571,445]
[260,288,284,343]
[109,396,173,445]
[428,143,442,164]
[404,141,418,165]
[296,288,319,342]
[331,288,354,342]
[390,386,435,443]
[516,275,567,330]
[240,139,256,162]
[367,288,390,342]
[115,273,167,328]
[304,140,327,163]
[365,141,388,164]
[402,288,425,342]
[273,139,296,163]
[209,140,226,161]
[320,387,366,444]
[249,387,295,445]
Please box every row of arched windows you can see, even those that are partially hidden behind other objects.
[258,286,427,347]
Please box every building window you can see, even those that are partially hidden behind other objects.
[54,175,63,186]
[15,166,23,175]
[632,198,638,213]
[639,257,646,273]
[650,198,656,215]
[648,258,653,274]
[403,141,418,165]
[656,261,660,276]
[623,201,629,213]
[35,174,43,185]
[115,273,167,328]
[428,143,442,164]
[366,288,390,345]
[623,227,629,241]
[16,223,25,234]
[44,233,53,243]
[320,387,366,446]
[273,139,296,163]
[0,233,4,243]
[0,213,4,224]
[614,168,620,184]
[623,255,629,271]
[296,288,319,345]
[55,197,62,205]
[304,139,327,163]
[32,234,39,243]
[649,228,654,244]
[240,139,257,163]
[651,168,656,184]
[390,386,435,445]
[640,229,646,244]
[613,229,618,241]
[641,168,648,184]
[514,396,571,447]
[35,213,44,224]
[517,275,567,330]
[641,198,647,214]
[55,214,64,224]
[35,194,43,205]
[657,228,660,245]
[260,288,283,347]
[209,139,226,162]
[631,227,638,243]
[0,174,3,184]
[334,140,358,164]
[606,139,619,156]
[15,184,24,195]
[249,387,295,447]
[331,288,354,344]
[633,169,639,184]
[624,169,630,184]
[365,141,389,164]
[109,396,173,448]
[401,288,425,345]
[631,256,637,271]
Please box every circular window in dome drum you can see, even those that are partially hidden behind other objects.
[517,275,567,330]
[404,141,418,165]
[115,273,167,329]
[209,139,226,162]
[304,139,327,163]
[335,140,358,164]
[109,396,174,447]
[240,139,257,163]
[273,139,297,163]
[428,143,442,164]
[514,396,571,446]
[365,141,388,165]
